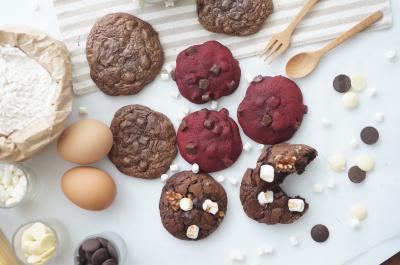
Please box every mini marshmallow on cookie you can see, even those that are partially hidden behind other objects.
[257,191,273,205]
[202,199,219,215]
[186,225,200,239]
[260,164,274,182]
[288,199,305,212]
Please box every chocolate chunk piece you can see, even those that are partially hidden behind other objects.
[209,64,221,76]
[203,119,215,130]
[348,166,366,183]
[82,238,101,253]
[76,237,119,265]
[261,114,272,127]
[360,126,379,145]
[311,224,330,242]
[91,248,110,265]
[333,74,351,93]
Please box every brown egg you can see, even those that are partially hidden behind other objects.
[61,167,116,211]
[57,119,113,164]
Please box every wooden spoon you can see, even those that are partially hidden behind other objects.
[286,10,383,78]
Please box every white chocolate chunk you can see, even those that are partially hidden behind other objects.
[191,163,199,174]
[229,251,245,261]
[39,246,56,260]
[357,154,374,172]
[342,92,359,109]
[30,223,47,241]
[349,218,361,229]
[179,198,193,211]
[39,234,56,250]
[289,236,299,246]
[373,112,385,123]
[243,142,252,152]
[160,174,169,183]
[169,164,179,172]
[260,164,274,183]
[329,154,346,172]
[202,199,219,215]
[216,175,225,183]
[257,191,274,205]
[351,75,366,91]
[349,138,360,149]
[313,184,323,193]
[78,107,88,115]
[288,199,305,212]
[351,204,368,221]
[210,100,219,110]
[27,255,42,264]
[186,225,199,239]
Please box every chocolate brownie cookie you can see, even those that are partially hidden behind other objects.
[86,13,164,96]
[177,108,242,172]
[240,143,317,225]
[175,41,241,104]
[159,171,227,240]
[197,0,274,36]
[109,104,177,179]
[237,75,307,145]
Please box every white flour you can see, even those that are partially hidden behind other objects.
[0,45,59,136]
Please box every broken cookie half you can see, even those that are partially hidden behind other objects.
[240,143,317,225]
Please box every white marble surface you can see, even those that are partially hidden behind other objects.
[1,0,400,264]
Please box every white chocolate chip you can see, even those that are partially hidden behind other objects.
[186,225,199,239]
[257,246,273,255]
[349,218,361,229]
[229,251,245,261]
[160,174,169,183]
[351,204,368,221]
[313,184,323,193]
[210,100,219,110]
[329,154,346,172]
[385,49,397,60]
[327,179,336,190]
[349,138,360,149]
[243,142,252,152]
[191,163,199,174]
[288,199,305,212]
[373,112,384,123]
[169,164,180,172]
[356,154,374,172]
[367,87,378,98]
[342,92,359,109]
[321,117,332,127]
[260,164,274,183]
[216,175,225,183]
[202,199,219,215]
[170,90,180,99]
[228,177,238,186]
[179,198,193,211]
[257,191,274,205]
[257,144,265,151]
[289,236,299,246]
[78,107,88,115]
[351,75,366,91]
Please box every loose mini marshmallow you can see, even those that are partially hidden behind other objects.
[367,87,378,97]
[356,154,374,172]
[321,117,332,127]
[257,144,265,151]
[288,199,305,212]
[327,179,336,190]
[349,138,360,149]
[179,198,193,211]
[349,218,361,229]
[351,75,366,91]
[202,199,219,215]
[289,236,299,246]
[186,225,199,239]
[243,142,252,152]
[169,90,180,99]
[177,112,186,120]
[228,177,238,186]
[257,246,274,255]
[160,72,170,81]
[181,106,190,115]
[260,164,274,183]
[342,92,359,109]
[373,112,385,123]
[191,163,200,174]
[313,184,323,193]
[229,251,245,261]
[160,174,169,183]
[329,154,346,172]
[257,191,274,205]
[169,164,180,172]
[210,100,219,110]
[216,175,225,183]
[78,107,88,115]
[385,49,397,60]
[351,204,368,221]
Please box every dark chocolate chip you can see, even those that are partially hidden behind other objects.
[185,142,197,155]
[227,80,236,89]
[198,79,210,90]
[185,47,197,56]
[311,224,329,243]
[348,166,366,183]
[360,126,379,145]
[204,119,215,130]
[82,238,101,253]
[201,93,210,102]
[107,242,118,260]
[91,248,110,265]
[333,74,351,93]
[261,114,272,127]
[97,238,109,248]
[209,64,221,76]
[102,259,117,265]
[253,75,263,83]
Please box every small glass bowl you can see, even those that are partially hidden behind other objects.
[74,232,127,265]
[12,219,67,265]
[0,163,39,209]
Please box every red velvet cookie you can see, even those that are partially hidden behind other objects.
[174,41,241,104]
[177,108,242,172]
[237,76,307,145]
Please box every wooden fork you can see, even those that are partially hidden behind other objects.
[261,0,320,64]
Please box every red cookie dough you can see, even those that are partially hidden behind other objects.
[174,41,241,104]
[177,108,242,172]
[237,75,307,145]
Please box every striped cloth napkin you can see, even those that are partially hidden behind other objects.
[53,0,392,95]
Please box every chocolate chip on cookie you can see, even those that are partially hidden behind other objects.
[86,13,164,96]
[197,0,274,36]
[177,108,242,172]
[240,144,317,225]
[159,171,227,240]
[109,104,177,179]
[175,41,241,104]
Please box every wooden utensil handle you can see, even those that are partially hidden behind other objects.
[320,10,383,54]
[287,0,320,33]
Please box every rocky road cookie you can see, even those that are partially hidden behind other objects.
[237,75,307,145]
[175,41,241,104]
[159,171,227,240]
[240,143,317,224]
[197,0,274,36]
[86,13,164,96]
[177,108,242,172]
[109,104,177,179]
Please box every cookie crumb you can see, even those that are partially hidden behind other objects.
[321,117,332,127]
[78,107,88,115]
[210,100,219,110]
[342,92,359,109]
[169,164,180,172]
[289,236,299,246]
[373,112,384,123]
[229,251,245,261]
[243,142,252,152]
[349,138,360,149]
[216,175,225,183]
[313,184,323,193]
[228,177,238,186]
[160,174,169,182]
[329,154,346,172]
[191,163,200,174]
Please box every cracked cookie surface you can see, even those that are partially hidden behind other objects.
[197,0,274,36]
[240,143,317,225]
[159,171,227,240]
[109,104,177,179]
[86,12,164,96]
